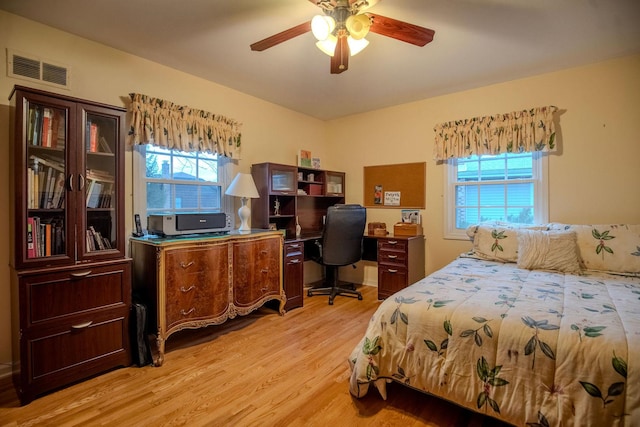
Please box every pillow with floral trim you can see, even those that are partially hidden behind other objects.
[547,223,640,275]
[465,223,547,263]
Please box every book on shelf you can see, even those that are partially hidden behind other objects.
[27,217,64,258]
[86,181,103,208]
[44,222,52,256]
[86,226,107,251]
[29,154,64,173]
[26,218,36,258]
[98,136,113,153]
[31,106,42,147]
[86,121,100,153]
[27,106,64,148]
[51,171,65,209]
[40,108,52,147]
[85,168,114,182]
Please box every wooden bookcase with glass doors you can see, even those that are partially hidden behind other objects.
[9,86,131,404]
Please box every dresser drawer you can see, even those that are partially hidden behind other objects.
[233,237,282,307]
[26,310,129,381]
[24,264,129,327]
[284,241,304,257]
[378,265,409,299]
[378,250,407,266]
[378,238,407,252]
[164,245,229,327]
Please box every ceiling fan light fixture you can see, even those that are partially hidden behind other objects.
[345,14,371,40]
[347,36,369,56]
[311,15,336,41]
[316,35,337,56]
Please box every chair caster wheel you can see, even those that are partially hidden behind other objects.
[307,290,312,297]
[329,299,334,305]
[358,295,363,300]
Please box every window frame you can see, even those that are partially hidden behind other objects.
[444,152,549,240]
[132,144,234,231]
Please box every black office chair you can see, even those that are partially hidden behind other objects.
[307,204,366,305]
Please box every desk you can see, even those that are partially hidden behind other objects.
[283,233,425,308]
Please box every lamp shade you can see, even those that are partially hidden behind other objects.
[225,173,259,233]
[345,14,371,40]
[316,35,337,57]
[347,36,369,56]
[311,15,336,41]
[225,173,259,199]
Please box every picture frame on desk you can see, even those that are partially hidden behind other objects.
[268,223,277,231]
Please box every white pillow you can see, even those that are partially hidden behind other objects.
[517,229,582,274]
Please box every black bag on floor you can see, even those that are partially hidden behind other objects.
[131,301,152,367]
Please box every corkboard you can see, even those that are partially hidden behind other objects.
[363,162,426,209]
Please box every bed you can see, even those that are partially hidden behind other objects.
[349,223,640,426]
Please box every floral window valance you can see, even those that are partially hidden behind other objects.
[433,106,557,161]
[128,93,242,159]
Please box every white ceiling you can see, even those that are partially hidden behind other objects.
[2,0,639,120]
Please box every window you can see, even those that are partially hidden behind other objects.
[133,145,232,223]
[444,152,548,239]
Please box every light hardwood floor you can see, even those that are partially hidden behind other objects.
[0,285,511,426]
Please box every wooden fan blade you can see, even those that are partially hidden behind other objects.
[331,35,349,74]
[368,13,435,47]
[250,21,311,51]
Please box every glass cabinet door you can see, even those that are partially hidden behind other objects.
[269,164,297,195]
[22,97,74,267]
[325,171,345,196]
[79,106,123,259]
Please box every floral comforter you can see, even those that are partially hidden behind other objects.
[349,258,640,426]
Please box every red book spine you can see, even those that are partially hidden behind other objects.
[27,217,36,258]
[90,123,98,152]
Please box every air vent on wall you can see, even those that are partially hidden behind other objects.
[7,49,70,89]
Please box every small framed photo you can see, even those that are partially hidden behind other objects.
[298,149,312,167]
[268,223,277,231]
[401,209,420,224]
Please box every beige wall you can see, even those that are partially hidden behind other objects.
[0,11,327,377]
[330,54,640,284]
[1,10,639,375]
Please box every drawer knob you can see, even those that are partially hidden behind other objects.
[180,307,195,316]
[290,244,301,249]
[71,321,93,329]
[180,261,195,269]
[289,259,300,264]
[387,255,398,259]
[388,240,398,245]
[180,285,196,293]
[388,269,398,273]
[70,270,92,278]
[261,268,269,273]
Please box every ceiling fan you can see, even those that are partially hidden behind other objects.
[250,0,435,74]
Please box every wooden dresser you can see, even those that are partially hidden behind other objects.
[130,230,284,365]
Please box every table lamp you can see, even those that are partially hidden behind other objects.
[225,173,259,233]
